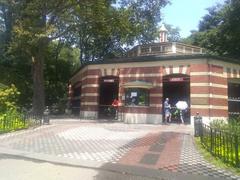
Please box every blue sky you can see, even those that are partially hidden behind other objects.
[162,0,225,37]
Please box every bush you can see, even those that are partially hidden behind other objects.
[0,84,20,113]
[210,118,240,134]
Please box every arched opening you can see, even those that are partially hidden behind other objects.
[99,76,119,119]
[163,74,190,124]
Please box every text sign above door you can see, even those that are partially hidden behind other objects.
[169,77,184,82]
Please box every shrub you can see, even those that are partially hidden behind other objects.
[0,84,20,113]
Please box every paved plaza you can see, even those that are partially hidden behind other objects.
[0,120,239,180]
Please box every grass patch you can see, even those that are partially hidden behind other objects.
[194,137,240,175]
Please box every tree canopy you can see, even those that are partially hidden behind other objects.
[182,0,240,59]
[0,0,170,115]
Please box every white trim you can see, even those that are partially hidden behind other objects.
[190,72,225,77]
[81,93,98,97]
[165,67,170,75]
[182,66,187,74]
[150,104,162,107]
[82,84,99,88]
[150,93,163,97]
[191,105,227,110]
[191,94,209,98]
[172,67,179,74]
[191,94,227,99]
[191,83,227,88]
[82,75,99,81]
[212,94,228,99]
[81,102,98,106]
[119,73,161,78]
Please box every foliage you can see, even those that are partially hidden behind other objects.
[182,0,240,59]
[0,0,170,115]
[195,138,240,175]
[0,84,20,113]
[164,24,181,42]
[210,118,240,134]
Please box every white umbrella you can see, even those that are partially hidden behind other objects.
[176,101,188,110]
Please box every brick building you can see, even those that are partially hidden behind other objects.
[69,25,240,125]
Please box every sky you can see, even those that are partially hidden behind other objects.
[162,0,225,38]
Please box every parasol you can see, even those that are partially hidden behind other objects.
[175,101,188,110]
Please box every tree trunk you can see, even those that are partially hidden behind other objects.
[32,40,46,116]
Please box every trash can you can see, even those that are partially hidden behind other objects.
[194,112,202,137]
[43,106,50,124]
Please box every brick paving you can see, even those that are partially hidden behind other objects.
[0,120,239,179]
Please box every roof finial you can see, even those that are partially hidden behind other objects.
[159,24,168,43]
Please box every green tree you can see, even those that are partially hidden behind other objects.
[0,0,169,115]
[182,0,240,58]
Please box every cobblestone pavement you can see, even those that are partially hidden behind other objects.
[0,120,239,180]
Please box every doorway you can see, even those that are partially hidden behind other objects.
[99,76,119,119]
[163,74,190,124]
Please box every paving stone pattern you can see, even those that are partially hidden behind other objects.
[0,122,239,179]
[178,134,240,180]
[0,123,157,164]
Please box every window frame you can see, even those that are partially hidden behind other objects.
[124,88,150,107]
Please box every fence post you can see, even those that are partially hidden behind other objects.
[235,135,239,167]
[194,112,202,137]
[3,115,6,131]
[210,127,213,153]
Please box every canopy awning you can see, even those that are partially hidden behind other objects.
[121,81,153,89]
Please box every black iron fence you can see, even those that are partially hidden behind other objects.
[200,123,240,167]
[0,114,42,134]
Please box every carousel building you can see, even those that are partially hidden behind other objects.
[69,25,240,125]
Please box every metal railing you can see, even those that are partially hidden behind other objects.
[200,123,240,167]
[0,114,42,134]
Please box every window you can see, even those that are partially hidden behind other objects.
[125,88,149,106]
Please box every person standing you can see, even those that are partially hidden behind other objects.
[112,98,119,120]
[164,98,171,123]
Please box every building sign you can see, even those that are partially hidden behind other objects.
[169,77,184,82]
[103,79,115,83]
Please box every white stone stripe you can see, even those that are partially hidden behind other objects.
[191,83,227,88]
[153,83,162,87]
[101,68,105,76]
[211,83,227,88]
[81,102,98,106]
[191,105,227,110]
[165,67,170,75]
[82,84,99,88]
[119,73,161,78]
[172,67,179,74]
[150,94,162,97]
[190,72,226,77]
[81,93,98,97]
[211,94,228,99]
[191,94,227,99]
[106,69,112,76]
[182,66,187,74]
[191,83,209,86]
[191,94,209,98]
[150,104,162,107]
[82,75,99,81]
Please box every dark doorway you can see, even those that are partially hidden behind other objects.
[71,85,81,116]
[228,82,240,118]
[99,76,119,119]
[163,74,190,124]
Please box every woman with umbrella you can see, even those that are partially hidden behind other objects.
[175,101,188,124]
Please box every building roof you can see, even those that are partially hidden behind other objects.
[71,54,240,79]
